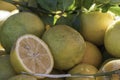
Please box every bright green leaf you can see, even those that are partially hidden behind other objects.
[109,6,120,15]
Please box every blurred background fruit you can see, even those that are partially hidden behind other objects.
[81,41,102,67]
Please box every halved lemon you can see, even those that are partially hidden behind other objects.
[10,34,54,78]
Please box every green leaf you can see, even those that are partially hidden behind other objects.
[75,0,82,9]
[109,0,120,5]
[82,0,94,9]
[28,0,37,8]
[101,4,111,12]
[40,14,54,26]
[37,0,57,12]
[58,0,75,11]
[37,0,76,13]
[95,0,110,4]
[109,6,120,15]
[55,13,80,31]
[57,0,76,11]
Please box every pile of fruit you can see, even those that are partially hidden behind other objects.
[0,0,120,80]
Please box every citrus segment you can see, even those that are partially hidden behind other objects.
[10,34,54,78]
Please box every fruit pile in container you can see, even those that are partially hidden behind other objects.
[0,0,120,80]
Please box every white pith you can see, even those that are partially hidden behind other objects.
[15,34,54,74]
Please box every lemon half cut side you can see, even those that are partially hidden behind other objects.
[10,34,54,78]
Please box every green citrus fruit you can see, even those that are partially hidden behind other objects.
[8,74,37,80]
[0,55,16,80]
[0,12,45,53]
[80,11,114,45]
[81,41,102,67]
[42,25,86,70]
[66,63,98,80]
[10,34,54,79]
[104,20,120,57]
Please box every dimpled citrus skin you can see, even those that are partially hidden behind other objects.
[42,25,86,70]
[0,12,45,53]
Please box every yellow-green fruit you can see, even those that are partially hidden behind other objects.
[66,63,98,80]
[104,20,120,57]
[81,41,102,67]
[80,11,114,45]
[0,55,16,80]
[8,74,37,80]
[0,12,45,53]
[42,25,86,70]
[0,1,17,12]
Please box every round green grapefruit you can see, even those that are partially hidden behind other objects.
[0,12,45,53]
[42,25,86,70]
